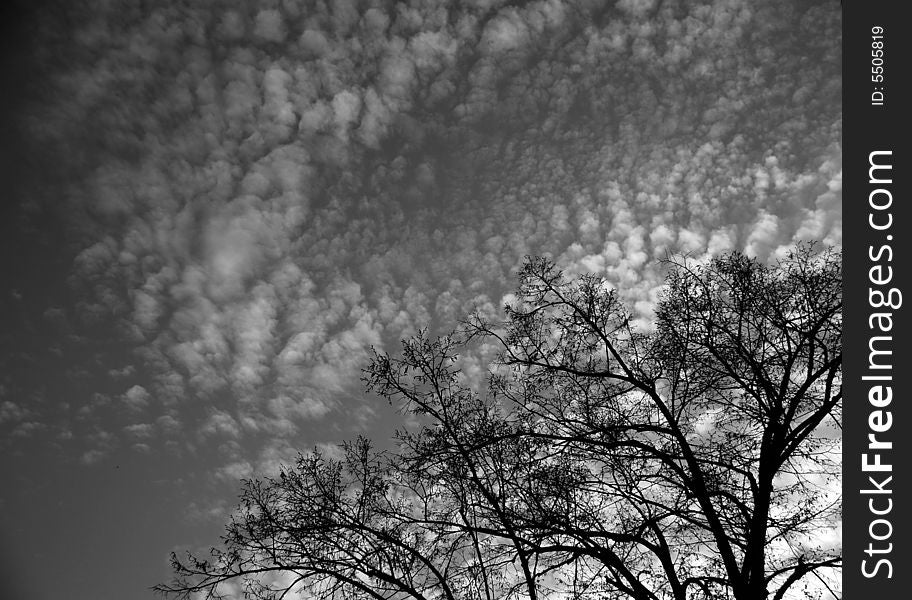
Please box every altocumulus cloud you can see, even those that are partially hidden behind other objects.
[10,0,840,482]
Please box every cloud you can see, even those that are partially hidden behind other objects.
[0,400,28,426]
[122,385,152,413]
[253,9,286,43]
[15,0,840,486]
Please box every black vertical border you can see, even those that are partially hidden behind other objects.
[844,1,910,597]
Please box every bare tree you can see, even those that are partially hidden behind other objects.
[156,245,841,600]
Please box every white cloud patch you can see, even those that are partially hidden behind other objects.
[253,9,286,43]
[122,385,151,413]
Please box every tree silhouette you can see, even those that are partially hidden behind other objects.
[156,244,841,600]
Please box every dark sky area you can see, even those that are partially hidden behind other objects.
[0,1,841,599]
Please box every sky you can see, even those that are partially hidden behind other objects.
[0,1,841,598]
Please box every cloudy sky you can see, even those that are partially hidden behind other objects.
[0,1,841,598]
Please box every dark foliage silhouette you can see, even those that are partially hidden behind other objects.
[157,245,841,600]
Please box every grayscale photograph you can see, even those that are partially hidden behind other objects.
[0,1,842,599]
